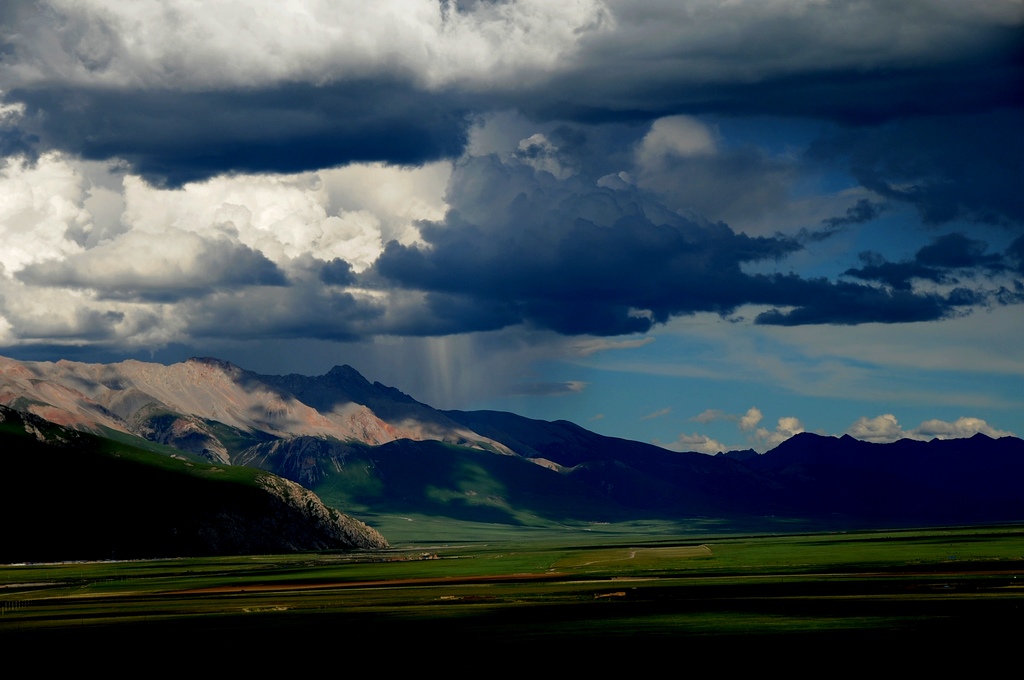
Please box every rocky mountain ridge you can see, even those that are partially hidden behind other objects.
[0,355,510,465]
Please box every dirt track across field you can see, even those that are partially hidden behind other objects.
[170,570,568,594]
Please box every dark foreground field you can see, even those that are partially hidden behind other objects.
[3,523,1023,658]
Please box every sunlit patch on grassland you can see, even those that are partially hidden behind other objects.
[551,544,713,569]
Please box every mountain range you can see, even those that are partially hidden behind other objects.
[3,354,1023,547]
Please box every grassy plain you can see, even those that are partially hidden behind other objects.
[3,523,1023,654]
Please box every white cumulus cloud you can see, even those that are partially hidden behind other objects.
[121,172,384,271]
[0,153,90,275]
[8,0,612,90]
[739,406,763,432]
[755,416,805,449]
[692,408,729,424]
[635,116,717,172]
[847,413,905,443]
[659,432,726,455]
[846,414,1015,443]
[911,416,1014,440]
[0,152,456,349]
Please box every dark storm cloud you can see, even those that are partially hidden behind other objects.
[823,199,886,229]
[808,110,1024,228]
[371,155,795,335]
[319,259,356,287]
[845,233,1013,291]
[798,199,887,246]
[0,1,1020,350]
[753,282,964,326]
[184,286,382,342]
[1,3,1018,188]
[523,6,1023,125]
[699,53,1022,125]
[411,292,522,336]
[0,119,34,158]
[9,306,130,342]
[370,154,981,334]
[1007,235,1024,274]
[5,82,471,186]
[917,234,1003,269]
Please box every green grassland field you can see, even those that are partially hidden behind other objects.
[4,521,1024,657]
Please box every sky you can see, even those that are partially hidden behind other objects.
[0,0,1022,453]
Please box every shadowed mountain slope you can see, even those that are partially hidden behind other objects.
[444,409,785,515]
[0,406,387,563]
[740,432,1024,523]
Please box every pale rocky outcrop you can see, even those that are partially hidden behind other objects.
[255,474,389,550]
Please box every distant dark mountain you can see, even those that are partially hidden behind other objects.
[443,410,785,516]
[0,405,387,563]
[717,448,759,462]
[740,432,1024,523]
[2,354,1023,533]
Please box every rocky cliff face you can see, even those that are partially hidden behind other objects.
[254,474,388,550]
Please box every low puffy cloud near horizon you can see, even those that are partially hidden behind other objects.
[846,414,1016,444]
[663,409,1016,455]
[670,405,804,453]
